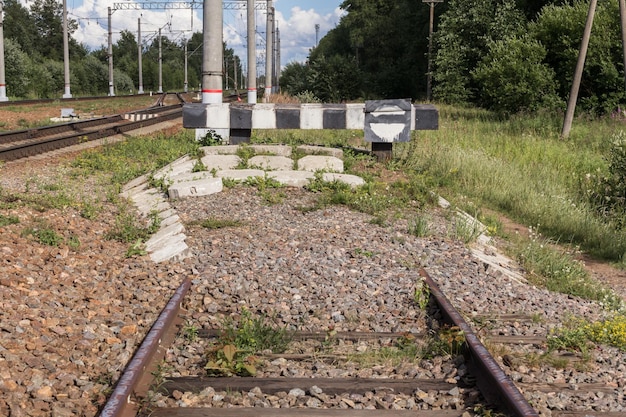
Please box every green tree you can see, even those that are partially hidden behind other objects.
[433,0,526,104]
[3,0,38,57]
[3,39,31,98]
[279,62,313,96]
[530,0,625,114]
[309,55,361,102]
[472,35,560,113]
[30,0,80,60]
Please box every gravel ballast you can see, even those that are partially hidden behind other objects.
[1,151,625,416]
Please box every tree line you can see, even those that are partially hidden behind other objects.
[2,0,243,98]
[281,0,626,115]
[4,0,625,115]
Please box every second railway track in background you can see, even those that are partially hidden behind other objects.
[0,93,186,162]
[0,92,248,162]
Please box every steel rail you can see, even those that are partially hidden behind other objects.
[99,278,192,417]
[419,268,539,417]
[0,105,182,161]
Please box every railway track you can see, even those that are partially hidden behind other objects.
[0,93,186,162]
[98,268,540,417]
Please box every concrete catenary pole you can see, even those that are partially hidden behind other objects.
[275,24,280,94]
[203,0,223,104]
[158,28,163,93]
[620,0,626,92]
[62,0,71,98]
[138,18,144,94]
[184,39,188,93]
[247,0,257,103]
[0,1,8,102]
[562,0,597,138]
[264,0,273,102]
[108,7,115,96]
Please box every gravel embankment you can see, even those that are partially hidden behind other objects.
[1,152,625,417]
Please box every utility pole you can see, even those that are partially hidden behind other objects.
[264,0,273,102]
[137,19,144,94]
[619,0,626,92]
[62,0,71,98]
[422,0,443,102]
[202,0,223,104]
[562,0,597,138]
[158,28,163,93]
[0,0,8,102]
[247,0,257,103]
[108,7,115,96]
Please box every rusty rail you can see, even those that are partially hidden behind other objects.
[419,268,539,417]
[99,278,192,417]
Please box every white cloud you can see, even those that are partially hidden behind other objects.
[63,1,344,67]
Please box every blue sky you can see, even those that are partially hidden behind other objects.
[62,0,345,68]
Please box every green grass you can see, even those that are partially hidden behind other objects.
[396,105,626,262]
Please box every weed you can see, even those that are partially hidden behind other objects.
[125,239,147,258]
[67,235,81,250]
[348,333,421,366]
[198,129,223,147]
[148,173,173,194]
[236,145,255,167]
[106,204,152,243]
[413,279,431,310]
[354,248,374,258]
[424,326,467,358]
[205,344,258,376]
[0,214,19,227]
[22,226,64,246]
[182,321,199,343]
[192,159,207,172]
[369,214,387,226]
[79,198,100,220]
[189,216,243,229]
[222,177,239,188]
[550,314,626,352]
[218,308,292,354]
[452,213,483,244]
[408,214,431,237]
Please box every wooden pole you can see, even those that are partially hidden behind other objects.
[561,0,597,139]
[619,0,626,92]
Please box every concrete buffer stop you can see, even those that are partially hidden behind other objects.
[183,0,438,160]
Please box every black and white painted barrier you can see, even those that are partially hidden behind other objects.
[183,99,438,157]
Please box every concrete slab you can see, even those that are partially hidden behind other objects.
[130,190,169,214]
[168,177,223,199]
[297,155,344,173]
[297,145,343,158]
[216,169,266,182]
[149,235,191,263]
[136,200,171,216]
[200,154,241,171]
[122,173,150,193]
[160,213,181,228]
[120,182,149,199]
[145,222,186,248]
[267,170,315,187]
[201,145,239,155]
[153,159,196,181]
[248,155,294,171]
[322,173,366,188]
[250,144,292,157]
[170,171,216,184]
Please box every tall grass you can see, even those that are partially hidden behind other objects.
[397,105,626,261]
